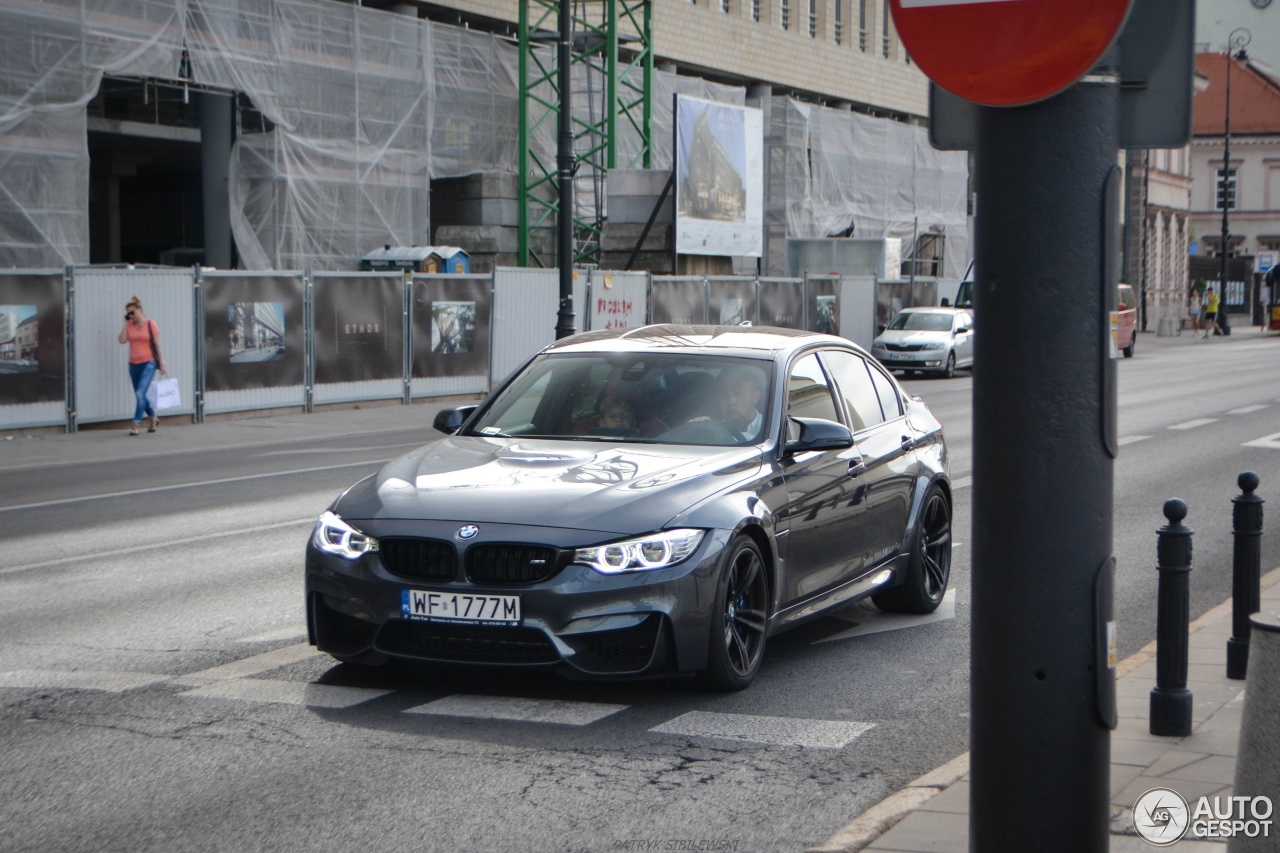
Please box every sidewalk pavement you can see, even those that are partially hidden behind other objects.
[811,567,1280,853]
[0,396,480,474]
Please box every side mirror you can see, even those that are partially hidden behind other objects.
[433,405,477,435]
[784,417,853,455]
[877,324,887,334]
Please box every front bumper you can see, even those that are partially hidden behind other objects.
[871,348,948,372]
[305,519,731,679]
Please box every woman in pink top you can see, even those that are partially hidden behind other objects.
[117,296,168,435]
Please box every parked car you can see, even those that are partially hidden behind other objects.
[1116,283,1137,358]
[306,325,951,690]
[871,307,975,378]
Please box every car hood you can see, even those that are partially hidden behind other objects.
[334,435,764,535]
[877,329,949,345]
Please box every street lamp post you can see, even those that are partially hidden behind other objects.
[1218,28,1251,336]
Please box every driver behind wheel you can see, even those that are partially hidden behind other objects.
[688,365,766,441]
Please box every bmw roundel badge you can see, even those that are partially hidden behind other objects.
[456,525,479,541]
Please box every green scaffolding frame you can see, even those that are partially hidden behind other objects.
[518,0,653,268]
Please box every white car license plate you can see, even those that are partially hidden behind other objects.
[890,352,911,360]
[401,589,521,626]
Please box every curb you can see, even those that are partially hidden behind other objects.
[809,566,1280,853]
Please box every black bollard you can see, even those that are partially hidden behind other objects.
[1227,472,1264,680]
[1151,499,1194,737]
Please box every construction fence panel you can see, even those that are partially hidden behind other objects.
[0,270,67,430]
[757,278,806,330]
[410,273,493,399]
[201,272,307,415]
[706,277,758,326]
[489,267,589,387]
[805,275,841,335]
[839,276,879,350]
[650,277,707,325]
[311,272,407,406]
[586,270,648,331]
[72,268,196,425]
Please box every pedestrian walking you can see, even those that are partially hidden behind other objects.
[118,296,167,436]
[1203,286,1220,338]
[1188,289,1201,336]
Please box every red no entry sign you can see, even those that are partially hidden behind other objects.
[890,0,1133,106]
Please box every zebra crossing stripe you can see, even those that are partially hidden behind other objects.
[405,694,627,726]
[179,678,389,709]
[650,711,874,749]
[0,670,172,693]
[171,643,321,687]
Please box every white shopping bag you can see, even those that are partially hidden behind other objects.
[147,376,181,411]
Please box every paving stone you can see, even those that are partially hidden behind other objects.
[863,811,968,853]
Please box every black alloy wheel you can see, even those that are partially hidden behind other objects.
[873,485,951,614]
[702,535,769,690]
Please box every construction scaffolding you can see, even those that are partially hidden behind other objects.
[0,0,967,281]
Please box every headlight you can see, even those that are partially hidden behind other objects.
[922,341,946,350]
[575,529,704,574]
[313,511,378,560]
[872,338,884,348]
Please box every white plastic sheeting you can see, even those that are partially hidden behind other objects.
[767,98,970,281]
[0,0,966,279]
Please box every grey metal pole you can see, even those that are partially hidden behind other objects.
[1219,51,1233,336]
[555,0,577,339]
[969,57,1120,851]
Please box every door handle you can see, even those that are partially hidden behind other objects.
[848,460,867,478]
[900,435,915,451]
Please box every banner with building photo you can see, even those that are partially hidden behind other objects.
[0,274,64,405]
[314,276,404,384]
[203,276,305,392]
[412,277,491,378]
[806,278,839,335]
[650,278,705,325]
[674,95,763,257]
[759,280,804,329]
[709,278,757,327]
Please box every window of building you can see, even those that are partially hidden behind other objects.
[1216,166,1237,211]
[809,0,817,37]
[859,0,867,50]
[882,0,891,57]
[720,0,730,11]
[781,0,791,30]
[834,0,843,44]
[752,0,761,22]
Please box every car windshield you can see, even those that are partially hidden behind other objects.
[887,311,952,332]
[466,352,773,446]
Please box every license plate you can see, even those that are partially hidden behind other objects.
[890,352,912,361]
[401,589,521,626]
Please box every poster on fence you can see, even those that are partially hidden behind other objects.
[314,276,404,384]
[650,279,704,325]
[708,278,757,327]
[0,274,64,405]
[759,281,804,329]
[806,278,839,335]
[674,95,763,258]
[412,277,491,378]
[203,276,305,392]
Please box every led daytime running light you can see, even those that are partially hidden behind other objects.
[576,529,704,574]
[313,511,378,560]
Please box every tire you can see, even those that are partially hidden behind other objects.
[873,485,952,614]
[1122,335,1135,358]
[700,535,769,690]
[940,351,956,379]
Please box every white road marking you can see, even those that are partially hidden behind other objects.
[1244,432,1280,450]
[650,711,874,749]
[1228,405,1269,415]
[816,589,957,644]
[951,476,972,490]
[0,519,313,577]
[0,460,384,514]
[406,695,627,726]
[180,678,389,709]
[1117,435,1150,446]
[171,643,322,687]
[0,670,172,693]
[1168,418,1219,431]
[236,627,308,644]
